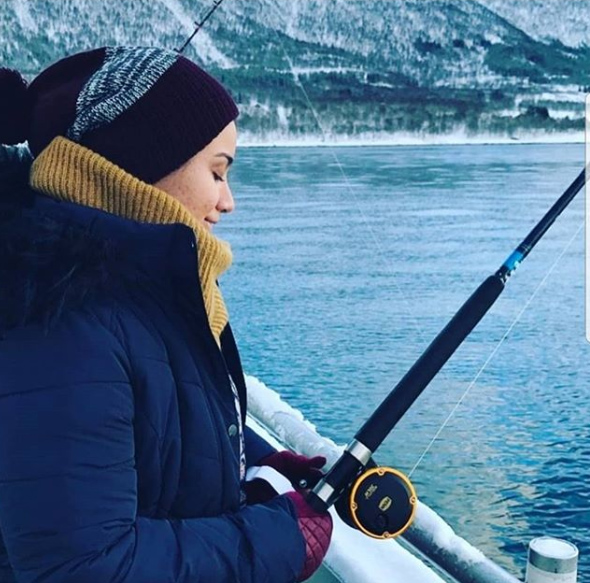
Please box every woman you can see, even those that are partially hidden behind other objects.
[0,46,332,583]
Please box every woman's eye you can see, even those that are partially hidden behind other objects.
[213,172,225,182]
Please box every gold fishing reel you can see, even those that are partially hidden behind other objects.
[336,466,417,539]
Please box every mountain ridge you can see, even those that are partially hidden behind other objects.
[0,0,587,142]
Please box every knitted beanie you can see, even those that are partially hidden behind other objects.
[0,47,239,184]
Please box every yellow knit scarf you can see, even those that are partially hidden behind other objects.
[30,136,232,344]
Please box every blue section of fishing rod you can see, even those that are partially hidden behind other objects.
[502,249,525,274]
[309,167,586,512]
[497,167,585,282]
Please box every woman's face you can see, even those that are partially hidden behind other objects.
[154,121,237,231]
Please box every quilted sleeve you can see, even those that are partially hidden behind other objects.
[0,308,304,583]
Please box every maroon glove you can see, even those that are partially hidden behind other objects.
[244,451,327,505]
[286,491,333,582]
[260,451,327,489]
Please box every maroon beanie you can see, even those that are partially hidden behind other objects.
[0,46,239,184]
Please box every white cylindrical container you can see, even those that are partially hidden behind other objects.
[525,537,579,583]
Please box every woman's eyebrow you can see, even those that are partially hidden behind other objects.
[214,153,234,167]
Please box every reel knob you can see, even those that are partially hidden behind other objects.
[348,467,417,539]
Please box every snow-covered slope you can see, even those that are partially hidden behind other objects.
[220,0,525,87]
[477,0,590,48]
[1,0,586,140]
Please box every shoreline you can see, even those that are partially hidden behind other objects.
[238,130,584,148]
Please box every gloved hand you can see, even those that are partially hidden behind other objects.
[286,491,333,582]
[244,451,327,505]
[260,451,327,489]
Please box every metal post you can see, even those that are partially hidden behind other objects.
[526,537,578,583]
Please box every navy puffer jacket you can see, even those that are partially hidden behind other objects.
[0,184,305,582]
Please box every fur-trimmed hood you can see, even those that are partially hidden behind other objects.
[0,188,117,334]
[0,148,196,335]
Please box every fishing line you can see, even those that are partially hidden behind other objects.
[270,15,574,468]
[408,218,584,478]
[269,21,431,353]
[269,13,586,484]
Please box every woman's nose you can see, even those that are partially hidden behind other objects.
[218,183,235,214]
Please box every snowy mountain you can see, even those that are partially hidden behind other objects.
[478,0,590,48]
[1,0,587,141]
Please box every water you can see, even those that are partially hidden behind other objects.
[216,142,588,580]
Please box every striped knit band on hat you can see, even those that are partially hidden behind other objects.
[23,46,239,184]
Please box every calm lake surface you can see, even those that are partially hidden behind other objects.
[217,142,588,579]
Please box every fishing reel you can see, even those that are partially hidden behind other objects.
[335,466,417,539]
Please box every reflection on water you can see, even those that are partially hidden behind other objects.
[218,143,588,578]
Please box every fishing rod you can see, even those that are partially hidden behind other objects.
[308,167,587,539]
[176,0,225,54]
